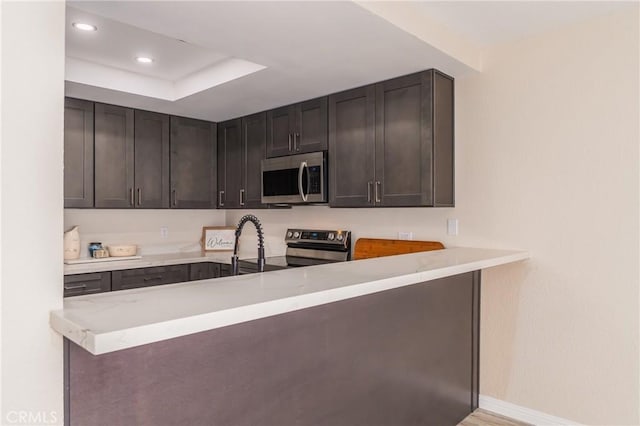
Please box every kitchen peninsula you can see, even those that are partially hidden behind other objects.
[51,247,528,426]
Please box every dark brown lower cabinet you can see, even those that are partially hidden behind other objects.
[64,262,229,297]
[189,263,222,280]
[220,264,233,277]
[63,272,111,297]
[111,265,189,291]
[65,271,480,426]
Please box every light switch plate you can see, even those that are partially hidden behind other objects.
[398,232,413,240]
[160,226,169,239]
[447,219,458,236]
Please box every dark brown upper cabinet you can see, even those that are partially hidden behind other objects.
[329,70,454,208]
[64,98,94,208]
[266,97,327,158]
[242,112,267,208]
[94,103,135,208]
[218,112,266,209]
[328,86,376,207]
[134,110,170,208]
[94,104,170,209]
[170,116,217,209]
[217,118,242,209]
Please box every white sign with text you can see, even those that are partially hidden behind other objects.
[202,227,235,251]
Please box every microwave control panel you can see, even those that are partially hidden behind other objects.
[308,166,321,194]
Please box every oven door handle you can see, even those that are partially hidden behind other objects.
[298,161,308,202]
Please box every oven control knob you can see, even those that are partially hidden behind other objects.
[293,231,300,238]
[328,233,335,241]
[336,234,344,242]
[286,231,293,238]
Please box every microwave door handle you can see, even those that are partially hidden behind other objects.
[298,161,308,202]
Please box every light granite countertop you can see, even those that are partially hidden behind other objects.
[51,247,529,355]
[64,251,234,275]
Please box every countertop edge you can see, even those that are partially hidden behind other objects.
[53,249,530,355]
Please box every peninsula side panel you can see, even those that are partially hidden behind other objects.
[66,271,479,426]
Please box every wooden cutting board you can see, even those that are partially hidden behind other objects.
[353,238,444,260]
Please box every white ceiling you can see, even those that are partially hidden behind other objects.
[65,1,633,122]
[66,7,232,81]
[411,1,633,47]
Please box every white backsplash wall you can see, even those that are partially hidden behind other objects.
[225,206,465,259]
[66,206,463,259]
[64,209,225,256]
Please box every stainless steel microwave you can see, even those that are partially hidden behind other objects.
[261,152,327,204]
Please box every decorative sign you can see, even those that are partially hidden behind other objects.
[201,227,235,252]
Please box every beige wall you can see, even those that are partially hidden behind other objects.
[229,8,640,424]
[462,9,638,424]
[1,2,65,424]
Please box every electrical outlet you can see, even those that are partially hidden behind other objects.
[398,232,413,240]
[447,219,458,236]
[160,226,169,239]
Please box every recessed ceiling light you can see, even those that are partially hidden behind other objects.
[72,22,97,32]
[136,56,154,64]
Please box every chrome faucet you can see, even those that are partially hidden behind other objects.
[231,214,265,275]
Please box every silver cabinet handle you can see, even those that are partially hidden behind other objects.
[219,190,225,207]
[129,188,134,206]
[375,181,381,203]
[367,181,372,203]
[288,134,292,152]
[143,276,163,282]
[172,189,177,207]
[137,188,142,206]
[295,133,300,151]
[298,161,308,202]
[240,189,245,206]
[64,284,87,291]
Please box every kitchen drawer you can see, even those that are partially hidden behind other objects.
[64,272,111,298]
[111,265,189,291]
[189,263,222,281]
[220,264,233,277]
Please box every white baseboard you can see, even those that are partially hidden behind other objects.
[479,395,582,425]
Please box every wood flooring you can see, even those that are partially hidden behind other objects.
[458,409,531,426]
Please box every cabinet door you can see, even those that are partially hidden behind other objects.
[217,119,242,209]
[111,265,189,291]
[94,103,135,208]
[64,98,94,208]
[432,70,455,207]
[219,264,233,277]
[375,72,432,207]
[295,97,327,154]
[189,263,222,281]
[266,105,295,158]
[64,272,111,297]
[242,112,267,208]
[170,117,217,209]
[328,85,376,207]
[134,110,170,208]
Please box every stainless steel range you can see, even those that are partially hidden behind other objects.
[237,228,351,274]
